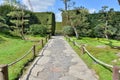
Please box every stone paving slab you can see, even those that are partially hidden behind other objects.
[20,36,98,80]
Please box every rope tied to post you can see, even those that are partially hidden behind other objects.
[8,47,33,67]
[66,36,114,68]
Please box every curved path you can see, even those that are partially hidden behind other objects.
[20,36,98,80]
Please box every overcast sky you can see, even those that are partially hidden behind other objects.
[0,0,120,22]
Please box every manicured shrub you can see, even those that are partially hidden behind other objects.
[63,26,74,36]
[30,24,47,36]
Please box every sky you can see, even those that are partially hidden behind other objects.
[0,0,120,22]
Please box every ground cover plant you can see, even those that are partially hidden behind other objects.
[68,37,120,80]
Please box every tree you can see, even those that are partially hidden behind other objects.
[0,16,8,28]
[88,9,120,39]
[96,7,117,39]
[8,0,29,40]
[7,10,29,39]
[0,16,9,33]
[0,4,15,26]
[68,7,89,39]
[60,0,71,26]
[8,0,30,40]
[98,6,109,39]
[94,23,117,38]
[61,0,70,11]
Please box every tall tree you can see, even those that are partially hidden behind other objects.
[0,16,8,28]
[61,0,70,11]
[6,0,29,40]
[96,7,116,39]
[99,6,109,39]
[69,7,89,39]
[60,0,71,25]
[7,10,29,39]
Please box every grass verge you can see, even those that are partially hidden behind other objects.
[0,33,47,80]
[67,37,120,80]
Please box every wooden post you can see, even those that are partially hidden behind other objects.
[68,38,70,42]
[45,36,47,42]
[113,66,120,80]
[66,36,68,41]
[41,39,44,48]
[49,34,51,39]
[0,65,8,80]
[81,45,85,54]
[65,35,67,40]
[73,40,75,46]
[33,45,36,57]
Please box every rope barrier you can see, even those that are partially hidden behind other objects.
[83,46,113,68]
[0,34,51,80]
[8,35,50,67]
[66,36,114,68]
[8,47,33,67]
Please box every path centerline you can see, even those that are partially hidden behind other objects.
[20,36,98,80]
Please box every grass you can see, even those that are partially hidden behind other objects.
[55,22,63,34]
[0,33,46,80]
[67,37,120,80]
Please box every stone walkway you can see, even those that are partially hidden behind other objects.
[20,36,98,80]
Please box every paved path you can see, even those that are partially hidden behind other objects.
[20,36,98,80]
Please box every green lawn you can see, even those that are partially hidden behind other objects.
[67,37,120,80]
[56,22,63,34]
[0,33,46,80]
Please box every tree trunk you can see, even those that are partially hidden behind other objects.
[104,21,109,39]
[73,26,79,39]
[70,17,79,39]
[21,9,25,40]
[64,0,68,11]
[105,32,108,39]
[20,31,25,40]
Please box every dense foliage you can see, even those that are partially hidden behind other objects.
[30,24,47,36]
[88,11,120,40]
[0,4,56,38]
[62,7,90,38]
[62,7,120,40]
[34,12,56,35]
[0,16,9,33]
[63,26,74,36]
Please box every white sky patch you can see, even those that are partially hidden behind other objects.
[55,12,62,22]
[89,9,96,13]
[22,0,55,12]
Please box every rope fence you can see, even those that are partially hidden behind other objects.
[8,47,33,67]
[0,34,51,80]
[65,36,120,80]
[83,46,113,68]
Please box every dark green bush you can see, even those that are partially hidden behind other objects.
[63,26,74,36]
[30,24,47,36]
[0,27,9,34]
